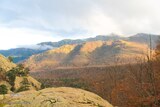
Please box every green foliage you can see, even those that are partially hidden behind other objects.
[0,85,8,95]
[6,64,30,89]
[8,56,13,62]
[6,67,17,86]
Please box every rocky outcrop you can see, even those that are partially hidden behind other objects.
[0,87,113,107]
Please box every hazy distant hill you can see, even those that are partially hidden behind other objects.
[39,39,85,47]
[24,40,149,72]
[39,33,159,48]
[39,34,123,47]
[0,48,47,63]
[128,33,159,47]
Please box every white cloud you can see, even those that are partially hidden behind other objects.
[18,44,54,50]
[0,27,61,49]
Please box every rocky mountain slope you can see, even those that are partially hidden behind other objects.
[0,87,113,107]
[24,40,149,72]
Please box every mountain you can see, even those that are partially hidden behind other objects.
[0,33,159,63]
[0,48,47,63]
[39,33,159,48]
[128,33,159,48]
[0,87,113,107]
[86,34,124,41]
[39,34,123,47]
[39,39,85,47]
[24,40,149,72]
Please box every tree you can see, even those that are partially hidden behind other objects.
[6,64,30,91]
[0,84,8,100]
[8,56,13,62]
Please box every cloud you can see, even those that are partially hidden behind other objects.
[18,44,54,50]
[0,27,61,50]
[0,0,160,49]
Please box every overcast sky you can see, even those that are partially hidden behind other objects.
[0,0,160,49]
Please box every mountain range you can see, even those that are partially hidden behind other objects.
[0,33,159,63]
[24,39,150,72]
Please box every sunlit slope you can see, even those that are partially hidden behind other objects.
[24,40,149,71]
[24,45,76,71]
[0,54,16,71]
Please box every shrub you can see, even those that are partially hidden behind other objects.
[0,85,8,95]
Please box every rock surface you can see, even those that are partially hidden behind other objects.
[0,87,113,107]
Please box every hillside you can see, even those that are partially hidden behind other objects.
[0,54,16,71]
[24,40,149,72]
[0,54,41,93]
[0,87,113,107]
[24,45,76,71]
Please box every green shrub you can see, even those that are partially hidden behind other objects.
[0,85,8,95]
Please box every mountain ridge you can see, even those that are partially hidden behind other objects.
[0,33,159,63]
[24,39,149,72]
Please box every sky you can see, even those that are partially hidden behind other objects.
[0,0,160,49]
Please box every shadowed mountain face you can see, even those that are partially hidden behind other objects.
[128,33,159,47]
[24,40,149,72]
